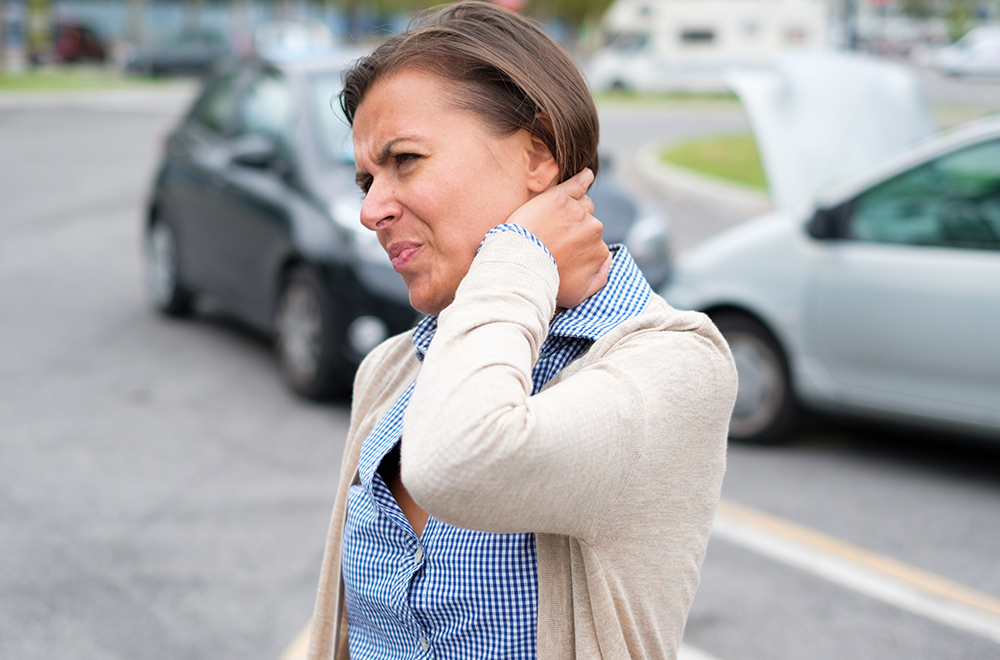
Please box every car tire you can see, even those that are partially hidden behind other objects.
[713,311,797,444]
[274,266,352,400]
[145,218,194,316]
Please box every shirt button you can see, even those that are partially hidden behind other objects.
[419,635,430,652]
[414,545,424,563]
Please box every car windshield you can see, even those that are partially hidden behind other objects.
[308,71,354,166]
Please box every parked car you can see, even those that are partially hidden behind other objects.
[662,53,1000,443]
[144,54,671,399]
[585,0,828,93]
[26,20,107,64]
[126,30,235,77]
[933,26,1000,78]
[253,19,338,60]
[54,21,107,62]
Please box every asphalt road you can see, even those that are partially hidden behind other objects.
[2,75,999,660]
[1,89,348,660]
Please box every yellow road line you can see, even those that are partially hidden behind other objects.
[717,498,1000,619]
[282,500,1000,658]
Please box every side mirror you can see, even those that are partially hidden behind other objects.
[229,134,283,170]
[807,202,852,240]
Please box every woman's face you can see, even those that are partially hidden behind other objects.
[352,68,551,316]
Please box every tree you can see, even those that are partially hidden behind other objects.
[531,0,615,33]
[899,0,936,18]
[946,0,975,40]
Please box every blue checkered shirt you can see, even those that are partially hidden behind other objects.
[342,224,652,659]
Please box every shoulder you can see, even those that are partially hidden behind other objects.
[600,292,732,364]
[585,292,738,411]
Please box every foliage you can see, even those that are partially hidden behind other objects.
[529,0,615,27]
[946,0,976,41]
[899,0,936,18]
[326,0,616,35]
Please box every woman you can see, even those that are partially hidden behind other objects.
[308,3,737,659]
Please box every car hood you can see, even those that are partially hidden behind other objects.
[727,52,937,212]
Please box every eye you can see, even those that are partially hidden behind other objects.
[357,174,373,195]
[394,153,420,166]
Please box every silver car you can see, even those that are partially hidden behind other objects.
[663,54,1000,443]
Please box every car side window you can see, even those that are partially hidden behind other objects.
[848,139,1000,250]
[192,72,242,135]
[233,69,295,148]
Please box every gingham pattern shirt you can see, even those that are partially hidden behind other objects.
[342,224,651,660]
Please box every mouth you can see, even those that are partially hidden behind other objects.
[386,241,423,272]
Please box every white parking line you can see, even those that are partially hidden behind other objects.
[714,500,1000,645]
[280,622,722,660]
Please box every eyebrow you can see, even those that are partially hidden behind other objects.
[354,136,417,187]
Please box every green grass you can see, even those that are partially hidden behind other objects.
[0,66,171,93]
[660,132,768,191]
[594,89,741,109]
[932,105,1000,128]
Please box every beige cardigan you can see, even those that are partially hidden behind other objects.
[307,232,737,660]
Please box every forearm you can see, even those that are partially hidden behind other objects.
[401,231,642,537]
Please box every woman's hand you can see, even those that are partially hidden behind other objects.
[507,169,612,309]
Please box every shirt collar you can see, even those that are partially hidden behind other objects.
[548,244,651,340]
[412,315,437,359]
[412,244,651,358]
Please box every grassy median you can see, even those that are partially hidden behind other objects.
[0,66,172,93]
[659,132,768,191]
[594,89,741,109]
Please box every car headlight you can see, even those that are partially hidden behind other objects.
[331,197,389,266]
[624,205,671,288]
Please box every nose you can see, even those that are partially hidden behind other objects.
[359,178,401,232]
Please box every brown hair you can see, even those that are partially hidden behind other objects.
[340,1,599,182]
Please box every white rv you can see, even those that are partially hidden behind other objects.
[586,0,830,92]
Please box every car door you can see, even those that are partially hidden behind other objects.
[209,65,298,325]
[164,67,246,295]
[805,138,1000,429]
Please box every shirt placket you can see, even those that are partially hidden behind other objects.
[353,380,437,658]
[369,472,435,658]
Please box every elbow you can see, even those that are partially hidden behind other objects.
[397,422,477,522]
[399,409,531,530]
[398,453,481,530]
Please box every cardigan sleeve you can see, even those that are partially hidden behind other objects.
[401,230,736,542]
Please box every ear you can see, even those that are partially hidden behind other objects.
[523,118,559,193]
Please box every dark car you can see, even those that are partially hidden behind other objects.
[26,20,107,64]
[54,21,107,62]
[126,30,235,77]
[143,54,671,399]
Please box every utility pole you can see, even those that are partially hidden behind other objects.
[844,0,858,50]
[0,0,7,73]
[127,0,144,47]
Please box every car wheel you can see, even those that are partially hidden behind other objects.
[275,266,351,400]
[145,218,193,316]
[713,312,797,444]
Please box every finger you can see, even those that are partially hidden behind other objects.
[581,194,595,215]
[558,168,594,199]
